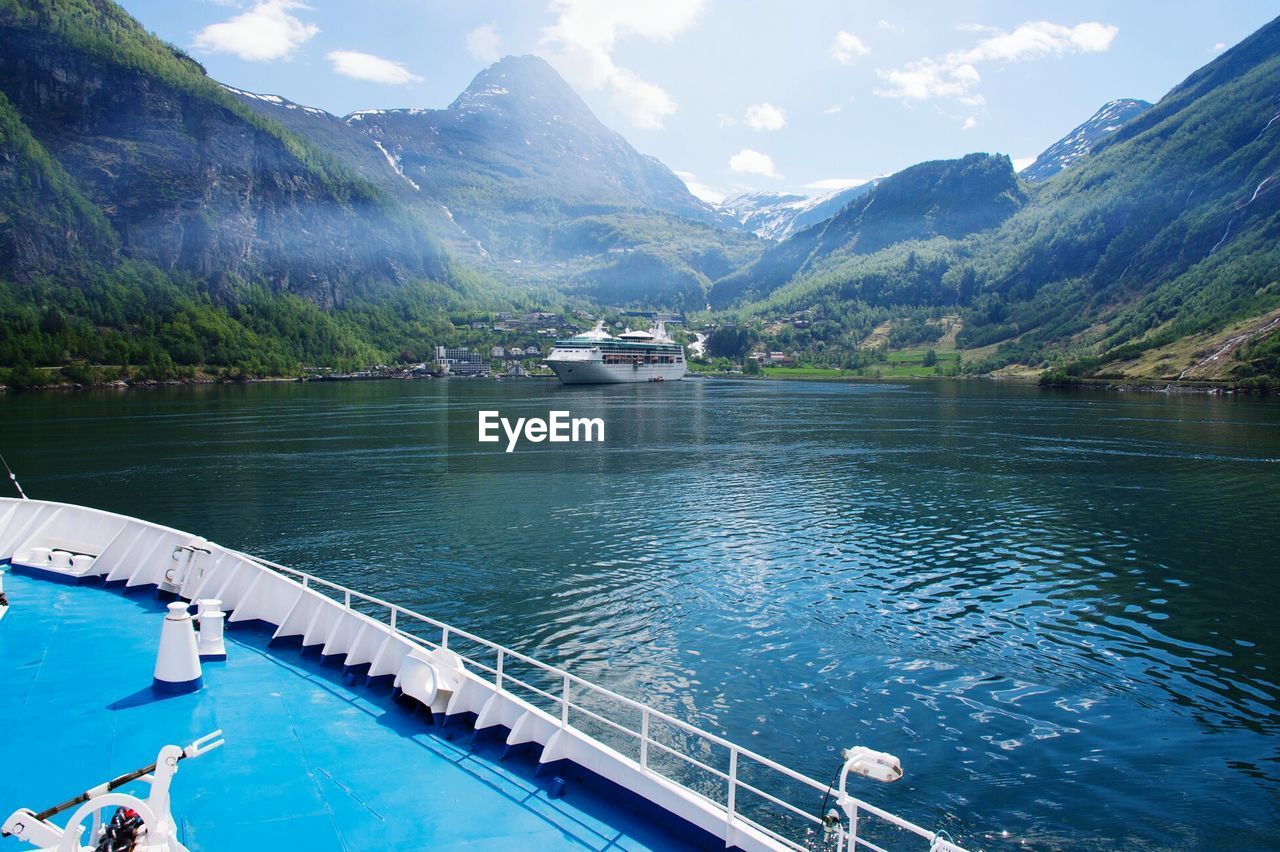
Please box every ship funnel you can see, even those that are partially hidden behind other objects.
[153,602,203,693]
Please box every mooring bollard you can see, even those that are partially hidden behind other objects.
[153,601,203,693]
[195,599,226,660]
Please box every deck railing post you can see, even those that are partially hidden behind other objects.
[496,648,504,690]
[343,589,351,610]
[441,627,449,650]
[561,674,570,728]
[389,606,397,630]
[640,708,650,769]
[726,747,739,842]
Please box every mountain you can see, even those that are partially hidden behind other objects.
[0,0,519,383]
[717,181,880,240]
[0,0,752,389]
[336,56,758,308]
[1021,99,1152,182]
[230,54,757,309]
[349,56,715,231]
[217,85,486,265]
[709,153,1024,308]
[0,1,452,306]
[718,15,1280,383]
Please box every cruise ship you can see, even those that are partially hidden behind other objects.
[546,321,687,384]
[0,494,973,852]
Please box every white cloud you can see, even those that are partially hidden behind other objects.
[956,21,1117,63]
[877,19,904,35]
[831,30,870,64]
[962,115,977,130]
[1012,156,1036,172]
[877,59,983,103]
[875,21,1118,107]
[609,68,677,130]
[674,169,724,204]
[744,102,786,132]
[1210,42,1227,53]
[728,148,778,178]
[193,0,318,62]
[467,25,502,63]
[823,104,843,114]
[327,50,422,85]
[804,177,871,191]
[539,0,703,130]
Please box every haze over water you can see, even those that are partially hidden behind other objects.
[4,378,1278,849]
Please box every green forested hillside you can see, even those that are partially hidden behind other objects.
[717,16,1280,384]
[710,154,1023,309]
[0,0,532,384]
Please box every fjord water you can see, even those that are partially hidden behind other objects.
[4,379,1278,849]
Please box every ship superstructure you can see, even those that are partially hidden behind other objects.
[546,321,686,384]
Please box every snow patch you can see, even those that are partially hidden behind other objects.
[221,84,330,117]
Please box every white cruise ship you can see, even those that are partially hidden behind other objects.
[546,321,687,384]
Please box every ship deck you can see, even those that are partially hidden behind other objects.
[0,569,697,851]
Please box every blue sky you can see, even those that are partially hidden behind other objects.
[120,1,1278,201]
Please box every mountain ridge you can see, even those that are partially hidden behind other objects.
[1021,98,1152,182]
[710,153,1024,308]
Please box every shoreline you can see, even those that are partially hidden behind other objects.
[1,369,1273,396]
[696,371,1272,395]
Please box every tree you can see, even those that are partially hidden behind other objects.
[922,349,938,367]
[706,327,750,358]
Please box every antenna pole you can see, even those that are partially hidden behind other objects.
[0,454,27,500]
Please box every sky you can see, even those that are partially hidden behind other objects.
[119,1,1278,202]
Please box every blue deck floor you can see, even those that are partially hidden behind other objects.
[0,570,693,851]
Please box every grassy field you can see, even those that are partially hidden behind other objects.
[761,366,853,378]
[696,344,963,381]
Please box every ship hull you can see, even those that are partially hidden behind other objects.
[547,359,686,384]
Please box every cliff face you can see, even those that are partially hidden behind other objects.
[0,10,446,306]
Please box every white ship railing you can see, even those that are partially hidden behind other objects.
[232,549,964,852]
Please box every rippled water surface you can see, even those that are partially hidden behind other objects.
[4,378,1279,849]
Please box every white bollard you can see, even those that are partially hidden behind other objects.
[49,550,71,570]
[196,599,226,660]
[29,547,51,565]
[153,602,203,694]
[70,554,94,575]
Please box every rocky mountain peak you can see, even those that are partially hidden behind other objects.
[1021,98,1152,182]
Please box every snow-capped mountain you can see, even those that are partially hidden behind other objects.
[717,181,880,240]
[1021,98,1152,182]
[340,56,715,225]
